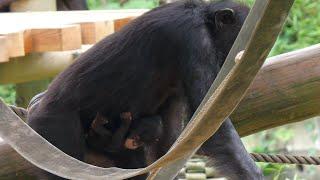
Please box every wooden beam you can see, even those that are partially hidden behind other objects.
[30,25,82,52]
[0,10,147,33]
[232,44,320,136]
[0,10,145,59]
[79,21,109,44]
[0,49,86,84]
[0,31,25,57]
[0,36,9,62]
[114,17,136,31]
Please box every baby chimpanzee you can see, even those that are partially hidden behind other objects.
[86,112,163,153]
[86,111,163,177]
[28,91,162,172]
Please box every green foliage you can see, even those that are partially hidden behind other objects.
[270,0,320,56]
[259,163,286,178]
[0,84,16,105]
[239,0,255,6]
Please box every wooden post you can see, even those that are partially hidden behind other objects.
[10,0,56,108]
[232,44,320,136]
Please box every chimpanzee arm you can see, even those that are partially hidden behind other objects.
[107,112,132,151]
[198,118,262,180]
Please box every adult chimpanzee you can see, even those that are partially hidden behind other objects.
[27,0,262,179]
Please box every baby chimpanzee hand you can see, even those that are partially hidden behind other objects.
[124,115,163,150]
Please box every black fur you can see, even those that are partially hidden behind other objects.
[87,113,162,153]
[27,0,262,179]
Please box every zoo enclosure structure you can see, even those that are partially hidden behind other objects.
[0,0,319,179]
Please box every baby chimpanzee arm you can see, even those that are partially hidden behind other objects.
[107,112,132,151]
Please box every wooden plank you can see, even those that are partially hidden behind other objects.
[0,10,147,31]
[0,36,9,62]
[232,43,320,136]
[80,21,109,44]
[30,25,82,52]
[23,29,32,54]
[61,25,82,51]
[0,10,144,58]
[78,20,115,44]
[105,20,115,36]
[3,31,25,57]
[114,16,136,31]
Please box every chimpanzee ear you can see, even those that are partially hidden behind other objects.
[215,8,235,28]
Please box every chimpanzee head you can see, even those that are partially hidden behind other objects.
[205,1,249,61]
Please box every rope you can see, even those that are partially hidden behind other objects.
[7,105,320,166]
[250,153,320,165]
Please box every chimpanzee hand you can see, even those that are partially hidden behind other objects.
[124,115,163,150]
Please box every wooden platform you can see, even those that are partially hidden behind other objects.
[0,9,147,62]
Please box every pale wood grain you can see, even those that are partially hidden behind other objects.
[0,36,9,62]
[80,21,109,44]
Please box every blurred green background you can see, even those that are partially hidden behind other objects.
[1,0,320,179]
